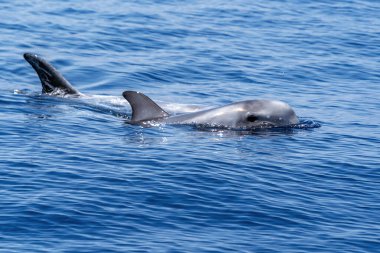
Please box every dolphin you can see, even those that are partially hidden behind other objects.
[122,91,299,129]
[24,53,300,129]
[23,53,81,96]
[23,53,202,114]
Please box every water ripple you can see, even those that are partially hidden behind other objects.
[0,0,379,252]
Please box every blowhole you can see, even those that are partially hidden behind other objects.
[247,115,259,122]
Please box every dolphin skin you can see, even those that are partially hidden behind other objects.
[24,53,81,96]
[24,53,299,129]
[122,91,299,129]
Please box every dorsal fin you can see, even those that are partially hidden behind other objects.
[122,91,169,122]
[24,53,80,96]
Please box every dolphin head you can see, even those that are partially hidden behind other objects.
[232,100,299,128]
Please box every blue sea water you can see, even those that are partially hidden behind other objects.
[1,0,380,252]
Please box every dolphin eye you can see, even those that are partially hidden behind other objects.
[247,115,259,122]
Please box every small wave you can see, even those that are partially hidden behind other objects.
[190,119,321,135]
[291,119,321,129]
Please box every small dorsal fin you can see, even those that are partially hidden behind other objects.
[122,91,169,122]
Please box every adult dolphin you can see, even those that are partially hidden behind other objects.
[23,53,81,96]
[122,91,299,129]
[23,53,202,114]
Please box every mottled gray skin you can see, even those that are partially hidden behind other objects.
[123,91,299,129]
[24,53,81,96]
[165,100,299,128]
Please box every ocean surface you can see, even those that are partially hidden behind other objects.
[1,0,379,252]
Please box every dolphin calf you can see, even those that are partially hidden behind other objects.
[24,53,81,96]
[123,91,299,129]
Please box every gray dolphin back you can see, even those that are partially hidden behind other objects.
[24,53,80,95]
[122,91,169,122]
